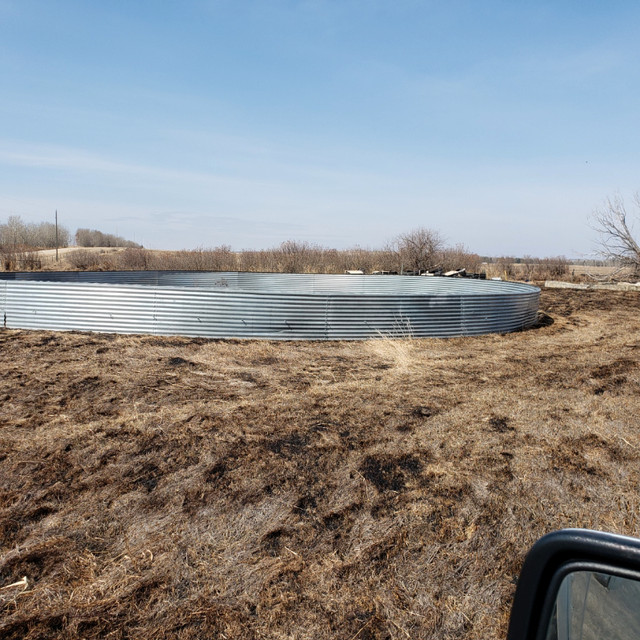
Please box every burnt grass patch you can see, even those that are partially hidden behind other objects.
[1,289,640,639]
[360,454,423,492]
[488,416,514,433]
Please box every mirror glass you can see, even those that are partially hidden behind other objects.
[546,571,640,640]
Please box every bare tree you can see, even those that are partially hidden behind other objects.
[3,216,26,246]
[75,228,141,248]
[592,194,640,275]
[390,227,445,273]
[0,215,70,249]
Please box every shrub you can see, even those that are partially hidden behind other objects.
[66,250,104,270]
[147,247,237,271]
[440,245,483,273]
[118,248,150,270]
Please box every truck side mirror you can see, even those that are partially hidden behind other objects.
[507,529,640,640]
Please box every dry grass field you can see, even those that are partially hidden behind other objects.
[1,288,640,639]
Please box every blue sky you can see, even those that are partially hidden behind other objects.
[1,0,639,256]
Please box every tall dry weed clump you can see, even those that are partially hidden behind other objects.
[66,250,108,270]
[365,336,415,374]
[483,256,569,281]
[0,248,42,271]
[117,248,150,270]
[485,257,517,279]
[519,256,569,280]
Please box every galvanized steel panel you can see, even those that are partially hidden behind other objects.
[0,271,540,339]
[0,280,5,328]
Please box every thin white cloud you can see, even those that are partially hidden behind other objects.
[0,141,251,188]
[0,137,397,190]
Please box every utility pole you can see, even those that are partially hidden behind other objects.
[55,210,59,262]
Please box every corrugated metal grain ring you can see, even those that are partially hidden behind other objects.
[0,271,540,339]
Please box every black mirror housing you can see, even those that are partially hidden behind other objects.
[507,529,640,640]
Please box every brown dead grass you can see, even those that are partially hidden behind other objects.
[1,289,640,639]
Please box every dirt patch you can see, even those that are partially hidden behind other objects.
[1,288,640,639]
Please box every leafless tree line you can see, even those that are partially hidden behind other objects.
[0,216,71,249]
[74,228,142,249]
[0,218,479,274]
[63,235,485,274]
[0,216,141,251]
[485,255,569,280]
[5,190,640,277]
[0,217,596,281]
